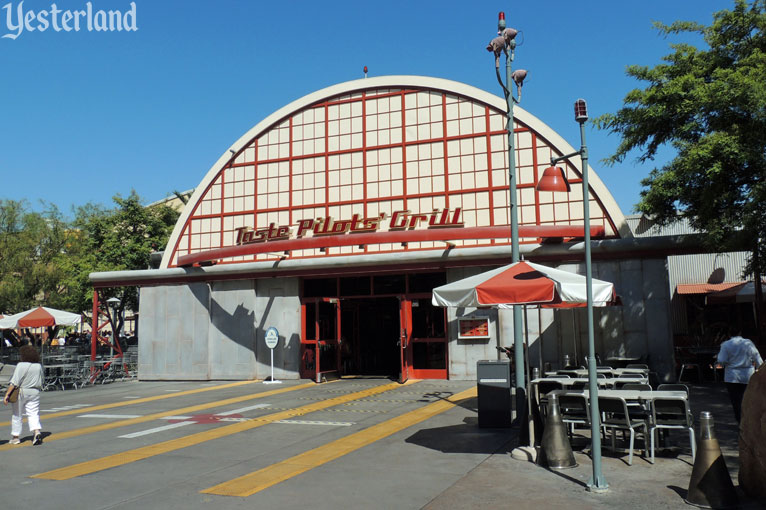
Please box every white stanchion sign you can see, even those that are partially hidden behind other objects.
[264,327,281,384]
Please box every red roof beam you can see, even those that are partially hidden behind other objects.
[177,224,606,268]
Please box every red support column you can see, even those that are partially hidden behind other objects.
[92,289,99,370]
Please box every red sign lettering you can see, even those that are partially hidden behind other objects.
[234,208,462,246]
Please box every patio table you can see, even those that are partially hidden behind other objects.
[555,367,649,378]
[553,388,686,402]
[532,377,616,389]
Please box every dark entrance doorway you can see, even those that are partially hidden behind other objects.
[300,272,448,381]
[341,297,401,378]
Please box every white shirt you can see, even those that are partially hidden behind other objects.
[10,362,44,390]
[717,336,763,384]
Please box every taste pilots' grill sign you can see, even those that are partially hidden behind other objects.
[235,208,463,245]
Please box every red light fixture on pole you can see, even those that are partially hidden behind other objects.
[535,98,608,493]
[537,166,570,193]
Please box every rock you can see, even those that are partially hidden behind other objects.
[739,363,766,499]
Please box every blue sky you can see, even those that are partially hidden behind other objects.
[0,0,729,217]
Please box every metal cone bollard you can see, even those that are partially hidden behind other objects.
[685,412,738,509]
[539,393,577,469]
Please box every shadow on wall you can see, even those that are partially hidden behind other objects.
[534,306,632,369]
[212,302,255,349]
[189,283,256,350]
[255,295,275,334]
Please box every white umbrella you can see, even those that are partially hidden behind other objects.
[0,306,82,329]
[432,261,617,309]
[432,261,618,448]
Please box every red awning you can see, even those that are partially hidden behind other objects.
[676,282,744,295]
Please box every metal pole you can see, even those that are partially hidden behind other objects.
[500,19,526,422]
[580,119,607,492]
[111,306,116,359]
[91,290,98,374]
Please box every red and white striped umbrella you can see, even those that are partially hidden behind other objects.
[0,306,82,329]
[432,261,617,309]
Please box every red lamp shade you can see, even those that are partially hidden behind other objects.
[537,166,571,192]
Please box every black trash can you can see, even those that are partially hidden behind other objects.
[477,359,512,428]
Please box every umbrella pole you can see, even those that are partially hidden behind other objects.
[523,306,534,447]
[537,307,543,372]
[572,309,578,367]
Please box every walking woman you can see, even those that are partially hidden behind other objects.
[3,345,44,445]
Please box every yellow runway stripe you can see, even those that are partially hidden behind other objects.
[0,382,315,452]
[202,386,477,497]
[0,380,259,427]
[32,381,409,480]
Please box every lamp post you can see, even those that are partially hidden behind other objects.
[487,11,528,426]
[106,297,120,358]
[537,99,607,492]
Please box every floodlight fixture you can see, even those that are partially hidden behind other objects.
[511,69,527,86]
[511,69,527,100]
[502,27,518,42]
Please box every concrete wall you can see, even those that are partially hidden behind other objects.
[443,265,501,380]
[138,283,211,380]
[444,257,676,382]
[138,278,302,381]
[253,278,301,381]
[137,257,675,382]
[208,280,257,379]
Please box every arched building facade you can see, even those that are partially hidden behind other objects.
[92,76,680,382]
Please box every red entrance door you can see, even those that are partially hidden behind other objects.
[300,299,341,382]
[399,298,412,383]
[407,297,448,379]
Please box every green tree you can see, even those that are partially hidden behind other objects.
[69,191,179,338]
[595,0,766,277]
[0,193,179,345]
[0,200,68,313]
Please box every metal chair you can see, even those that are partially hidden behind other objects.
[536,380,563,419]
[614,376,647,389]
[558,393,590,437]
[657,383,690,396]
[626,363,649,370]
[598,395,648,465]
[677,360,703,383]
[596,367,614,378]
[621,383,652,391]
[649,396,696,464]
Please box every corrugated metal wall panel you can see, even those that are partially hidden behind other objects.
[625,215,753,336]
[625,214,699,237]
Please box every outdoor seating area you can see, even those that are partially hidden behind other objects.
[0,305,138,391]
[533,365,696,466]
[0,347,138,391]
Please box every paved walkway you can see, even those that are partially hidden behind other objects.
[0,379,761,509]
[425,382,763,509]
